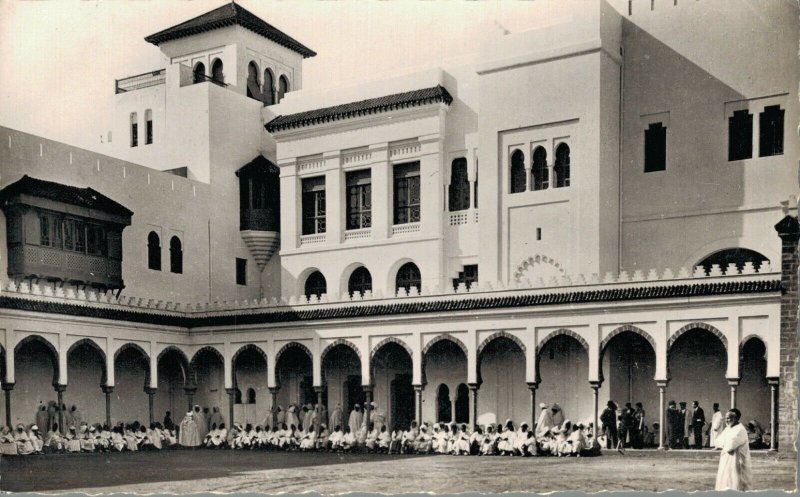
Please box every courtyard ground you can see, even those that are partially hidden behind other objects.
[0,449,795,494]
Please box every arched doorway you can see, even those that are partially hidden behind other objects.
[113,344,149,424]
[371,340,413,430]
[739,337,769,426]
[193,62,206,84]
[423,338,467,423]
[323,343,363,420]
[478,336,527,425]
[14,337,58,428]
[233,345,268,426]
[66,341,106,426]
[537,333,590,424]
[275,344,314,416]
[436,384,451,423]
[189,347,225,415]
[667,328,727,420]
[454,383,469,424]
[156,348,189,425]
[599,330,657,422]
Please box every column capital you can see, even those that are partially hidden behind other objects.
[413,384,424,392]
[314,386,325,393]
[54,384,67,393]
[225,388,237,396]
[727,378,741,387]
[468,382,480,391]
[1,382,15,392]
[362,384,374,393]
[774,215,800,241]
[101,385,114,394]
[184,386,197,395]
[526,381,539,391]
[656,379,669,388]
[269,387,280,395]
[767,376,780,386]
[144,387,157,395]
[589,380,602,389]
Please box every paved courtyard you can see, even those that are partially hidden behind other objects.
[0,449,796,494]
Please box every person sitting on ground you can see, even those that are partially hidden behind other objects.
[108,426,125,452]
[316,424,330,450]
[44,423,65,453]
[328,425,343,451]
[342,426,356,451]
[63,425,81,453]
[1,426,18,455]
[299,425,317,450]
[566,423,586,456]
[388,426,402,454]
[745,421,765,449]
[521,430,537,456]
[415,425,433,453]
[364,422,379,451]
[13,424,34,455]
[377,425,391,452]
[480,425,497,455]
[138,425,154,450]
[401,422,418,454]
[204,422,218,447]
[252,425,265,449]
[28,425,44,454]
[452,424,470,455]
[469,425,484,455]
[78,425,95,452]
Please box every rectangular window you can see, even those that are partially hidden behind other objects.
[644,122,666,172]
[393,162,421,224]
[131,123,138,148]
[145,118,153,145]
[62,219,86,253]
[448,158,470,212]
[301,176,326,235]
[728,110,753,161]
[452,264,478,291]
[346,170,372,230]
[236,258,247,286]
[86,224,105,256]
[39,213,62,248]
[759,105,784,157]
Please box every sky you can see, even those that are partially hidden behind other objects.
[0,0,548,153]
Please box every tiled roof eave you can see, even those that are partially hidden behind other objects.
[0,279,782,330]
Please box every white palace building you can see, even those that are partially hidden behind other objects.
[0,0,798,451]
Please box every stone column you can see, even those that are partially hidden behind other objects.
[2,382,14,428]
[55,384,66,434]
[657,380,668,450]
[145,387,156,425]
[184,387,197,413]
[102,386,113,428]
[226,388,236,428]
[727,378,740,409]
[468,383,479,427]
[269,387,279,427]
[363,385,373,428]
[775,215,799,452]
[527,382,538,429]
[413,385,423,425]
[450,396,456,423]
[590,381,601,438]
[768,377,779,451]
[314,386,325,433]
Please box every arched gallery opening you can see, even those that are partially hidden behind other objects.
[667,329,728,417]
[112,345,149,424]
[477,336,527,426]
[323,343,363,417]
[423,338,467,423]
[66,341,106,425]
[738,337,769,426]
[14,337,58,428]
[536,334,590,424]
[190,347,225,416]
[371,341,413,430]
[275,344,314,410]
[233,345,268,426]
[156,348,188,421]
[598,331,657,423]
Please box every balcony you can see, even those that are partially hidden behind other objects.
[8,244,123,289]
[115,69,166,94]
[240,208,279,232]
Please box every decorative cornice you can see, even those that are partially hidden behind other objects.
[265,86,453,133]
[0,278,781,330]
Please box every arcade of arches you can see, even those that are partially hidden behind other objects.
[0,325,777,449]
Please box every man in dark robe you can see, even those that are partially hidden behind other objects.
[599,401,617,449]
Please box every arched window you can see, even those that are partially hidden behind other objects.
[147,231,161,271]
[510,150,525,193]
[554,143,570,188]
[348,266,372,297]
[130,112,138,148]
[448,158,470,211]
[193,62,206,84]
[246,61,261,100]
[396,262,421,294]
[304,271,327,299]
[262,69,275,106]
[169,236,183,274]
[246,388,256,404]
[211,58,224,84]
[234,388,243,404]
[698,248,769,275]
[277,75,289,103]
[532,146,548,191]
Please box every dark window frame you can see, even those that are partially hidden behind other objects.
[301,176,326,235]
[346,170,372,230]
[644,122,667,173]
[728,109,753,161]
[393,162,421,225]
[147,231,161,271]
[759,105,784,157]
[395,262,421,294]
[452,264,478,291]
[510,150,526,194]
[304,270,327,299]
[236,257,247,286]
[347,266,372,297]
[531,146,548,190]
[554,143,570,188]
[448,158,470,212]
[169,236,183,274]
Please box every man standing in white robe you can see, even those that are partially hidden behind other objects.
[348,404,363,434]
[714,408,752,491]
[536,403,554,438]
[710,403,723,448]
[179,411,201,447]
[193,405,208,440]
